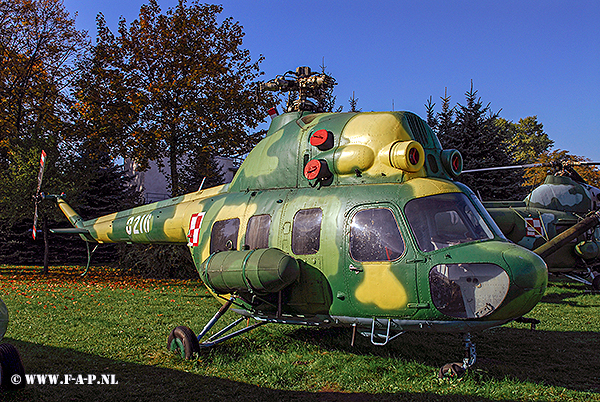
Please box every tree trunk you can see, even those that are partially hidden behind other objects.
[42,215,49,274]
[169,141,179,197]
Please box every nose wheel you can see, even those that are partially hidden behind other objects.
[438,333,476,379]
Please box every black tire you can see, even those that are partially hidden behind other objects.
[167,326,200,360]
[438,362,465,379]
[592,275,600,291]
[0,343,26,390]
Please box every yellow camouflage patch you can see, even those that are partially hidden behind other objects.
[354,263,408,310]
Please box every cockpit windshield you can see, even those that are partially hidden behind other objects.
[404,193,495,252]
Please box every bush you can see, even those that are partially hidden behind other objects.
[117,244,198,279]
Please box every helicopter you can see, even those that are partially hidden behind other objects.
[463,160,600,290]
[36,66,551,378]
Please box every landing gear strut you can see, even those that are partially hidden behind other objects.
[438,333,476,379]
[168,296,266,359]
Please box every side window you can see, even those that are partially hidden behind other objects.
[350,208,405,262]
[292,208,322,255]
[245,214,271,249]
[210,218,240,253]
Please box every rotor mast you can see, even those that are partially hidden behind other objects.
[261,66,336,113]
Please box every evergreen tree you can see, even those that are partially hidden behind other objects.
[0,149,141,266]
[62,149,142,220]
[178,151,226,194]
[349,91,361,112]
[428,83,524,200]
[435,89,456,146]
[319,61,341,113]
[425,96,438,130]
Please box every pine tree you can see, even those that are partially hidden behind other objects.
[429,83,524,200]
[425,96,438,130]
[349,92,361,112]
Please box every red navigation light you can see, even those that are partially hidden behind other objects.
[267,107,278,119]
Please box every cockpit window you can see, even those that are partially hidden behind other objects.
[350,208,405,262]
[404,193,494,252]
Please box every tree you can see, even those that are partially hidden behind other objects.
[72,0,271,197]
[0,0,88,165]
[319,61,341,113]
[497,116,553,165]
[178,151,226,194]
[0,149,141,266]
[0,0,89,246]
[349,91,361,112]
[428,83,524,200]
[432,89,456,147]
[61,149,142,220]
[523,149,600,189]
[425,96,438,129]
[0,0,89,242]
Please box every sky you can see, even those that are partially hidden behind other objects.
[62,0,600,162]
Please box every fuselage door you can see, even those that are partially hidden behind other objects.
[342,204,419,318]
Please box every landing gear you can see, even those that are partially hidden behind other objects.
[438,333,476,379]
[167,326,200,360]
[168,296,266,359]
[593,275,600,291]
[563,261,600,290]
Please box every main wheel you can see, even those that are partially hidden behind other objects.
[167,326,200,360]
[0,343,26,390]
[438,362,465,379]
[592,275,600,291]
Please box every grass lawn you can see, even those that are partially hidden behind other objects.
[0,265,599,401]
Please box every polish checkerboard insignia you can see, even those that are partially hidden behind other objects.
[525,217,543,237]
[188,212,206,246]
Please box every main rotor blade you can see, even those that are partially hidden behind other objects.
[567,161,600,167]
[462,163,551,173]
[463,160,600,174]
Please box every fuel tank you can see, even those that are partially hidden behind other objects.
[199,248,299,295]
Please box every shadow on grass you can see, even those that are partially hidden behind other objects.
[2,337,522,402]
[288,325,600,393]
[540,291,600,307]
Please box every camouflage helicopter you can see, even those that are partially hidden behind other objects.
[37,66,551,377]
[463,160,600,290]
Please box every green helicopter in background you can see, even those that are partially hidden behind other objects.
[464,161,600,290]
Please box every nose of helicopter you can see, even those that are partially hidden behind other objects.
[501,245,548,317]
[426,242,547,321]
[503,246,548,291]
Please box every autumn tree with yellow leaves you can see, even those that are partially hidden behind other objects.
[523,149,600,189]
[72,0,272,196]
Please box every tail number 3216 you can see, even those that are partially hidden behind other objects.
[125,213,152,235]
